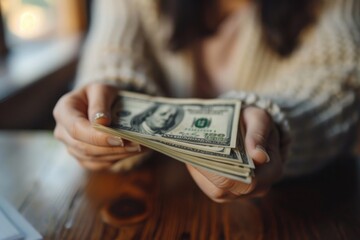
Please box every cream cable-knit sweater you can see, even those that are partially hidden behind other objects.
[76,0,360,176]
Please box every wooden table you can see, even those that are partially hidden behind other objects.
[1,131,360,240]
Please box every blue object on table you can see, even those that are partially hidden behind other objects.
[0,197,42,240]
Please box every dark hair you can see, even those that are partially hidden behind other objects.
[158,0,318,57]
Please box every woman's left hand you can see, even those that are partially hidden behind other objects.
[187,107,283,202]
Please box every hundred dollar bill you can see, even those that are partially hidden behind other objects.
[155,140,232,155]
[96,123,253,169]
[94,123,253,182]
[110,91,241,148]
[93,91,255,183]
[156,140,253,167]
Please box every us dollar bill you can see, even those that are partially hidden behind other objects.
[94,123,253,182]
[94,91,255,183]
[111,91,241,148]
[155,140,254,168]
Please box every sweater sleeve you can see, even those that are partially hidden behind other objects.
[75,0,159,94]
[73,0,161,172]
[223,0,360,177]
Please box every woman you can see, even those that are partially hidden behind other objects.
[53,0,360,202]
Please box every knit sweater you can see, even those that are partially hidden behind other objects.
[76,0,360,176]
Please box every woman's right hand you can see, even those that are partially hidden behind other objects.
[53,83,143,171]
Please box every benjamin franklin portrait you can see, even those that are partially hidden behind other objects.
[131,103,184,135]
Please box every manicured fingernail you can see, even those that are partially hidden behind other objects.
[93,112,110,124]
[125,143,141,152]
[256,145,270,163]
[107,136,124,146]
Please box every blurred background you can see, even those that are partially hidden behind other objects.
[0,0,92,129]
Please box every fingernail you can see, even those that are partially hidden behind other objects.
[256,145,270,163]
[125,143,142,152]
[93,112,110,124]
[107,136,124,146]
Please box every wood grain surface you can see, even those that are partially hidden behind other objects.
[1,131,360,240]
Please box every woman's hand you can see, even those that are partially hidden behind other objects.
[53,83,143,171]
[187,107,283,202]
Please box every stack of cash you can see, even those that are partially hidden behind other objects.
[94,91,254,183]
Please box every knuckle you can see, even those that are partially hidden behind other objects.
[213,176,236,190]
[52,106,59,120]
[52,101,62,120]
[70,119,85,139]
[53,95,63,112]
[73,141,90,155]
[69,121,78,138]
[209,188,228,200]
[66,148,111,171]
[86,156,100,162]
[252,132,267,145]
[90,133,103,146]
[53,94,69,120]
[229,179,258,196]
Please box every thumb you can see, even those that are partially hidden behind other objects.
[242,107,271,165]
[86,84,119,126]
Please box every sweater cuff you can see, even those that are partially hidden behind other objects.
[76,50,160,95]
[220,90,291,162]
